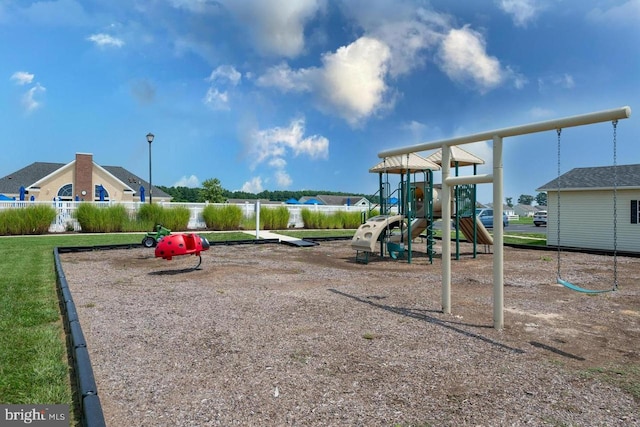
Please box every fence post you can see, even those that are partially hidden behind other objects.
[255,200,260,239]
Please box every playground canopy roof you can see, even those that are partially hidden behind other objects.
[425,146,485,167]
[369,153,440,174]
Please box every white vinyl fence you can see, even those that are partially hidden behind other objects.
[0,200,369,233]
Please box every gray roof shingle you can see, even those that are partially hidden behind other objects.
[536,164,640,191]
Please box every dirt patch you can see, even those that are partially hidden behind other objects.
[61,240,640,426]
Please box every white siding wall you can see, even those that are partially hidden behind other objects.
[547,189,640,253]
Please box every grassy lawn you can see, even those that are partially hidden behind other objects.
[0,234,142,406]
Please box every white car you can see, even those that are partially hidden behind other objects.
[533,210,547,227]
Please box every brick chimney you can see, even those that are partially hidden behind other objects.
[75,153,93,200]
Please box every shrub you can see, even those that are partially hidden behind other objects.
[260,206,290,230]
[137,203,165,227]
[75,203,128,233]
[301,208,367,229]
[202,204,243,230]
[301,208,323,229]
[241,214,257,230]
[136,204,190,231]
[160,205,190,231]
[0,205,56,235]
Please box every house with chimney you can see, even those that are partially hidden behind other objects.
[0,153,170,203]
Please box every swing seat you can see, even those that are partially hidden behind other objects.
[387,242,405,259]
[556,277,613,294]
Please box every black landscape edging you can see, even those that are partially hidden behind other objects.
[53,247,107,427]
[305,236,352,242]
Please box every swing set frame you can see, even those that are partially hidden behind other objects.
[378,106,632,329]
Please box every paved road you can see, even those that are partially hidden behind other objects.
[433,220,547,235]
[505,224,547,234]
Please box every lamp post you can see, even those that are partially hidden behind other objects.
[146,132,154,204]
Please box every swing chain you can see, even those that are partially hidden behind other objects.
[612,120,618,290]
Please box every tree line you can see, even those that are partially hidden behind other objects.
[506,193,547,207]
[158,178,547,207]
[158,178,374,204]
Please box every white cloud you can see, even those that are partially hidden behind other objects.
[556,73,574,89]
[317,37,392,125]
[340,3,447,78]
[268,158,287,169]
[203,87,230,110]
[256,37,392,126]
[255,63,314,92]
[537,73,575,92]
[204,65,241,110]
[437,26,504,93]
[241,176,264,193]
[245,118,328,188]
[173,175,201,188]
[497,0,542,27]
[400,120,428,140]
[87,33,124,48]
[274,170,292,187]
[372,14,442,77]
[249,118,328,166]
[22,83,46,113]
[222,0,323,57]
[511,69,529,89]
[207,65,241,86]
[11,71,34,85]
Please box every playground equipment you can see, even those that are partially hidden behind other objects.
[352,153,441,264]
[155,233,210,270]
[352,147,490,264]
[378,105,631,329]
[142,224,171,248]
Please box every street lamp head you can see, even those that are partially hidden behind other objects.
[146,132,154,144]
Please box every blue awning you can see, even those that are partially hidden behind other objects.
[304,198,323,205]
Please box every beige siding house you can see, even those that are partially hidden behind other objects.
[537,164,640,254]
[0,153,170,203]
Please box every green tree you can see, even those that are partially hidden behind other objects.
[505,197,513,208]
[535,192,547,206]
[517,194,534,205]
[200,178,226,203]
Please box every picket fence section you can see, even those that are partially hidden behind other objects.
[0,200,369,232]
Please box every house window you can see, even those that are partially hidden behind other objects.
[57,184,74,201]
[632,200,639,224]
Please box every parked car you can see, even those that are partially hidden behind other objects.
[475,208,509,228]
[533,210,547,227]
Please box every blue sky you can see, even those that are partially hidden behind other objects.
[2,0,638,204]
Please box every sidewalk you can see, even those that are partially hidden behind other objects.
[240,230,318,247]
